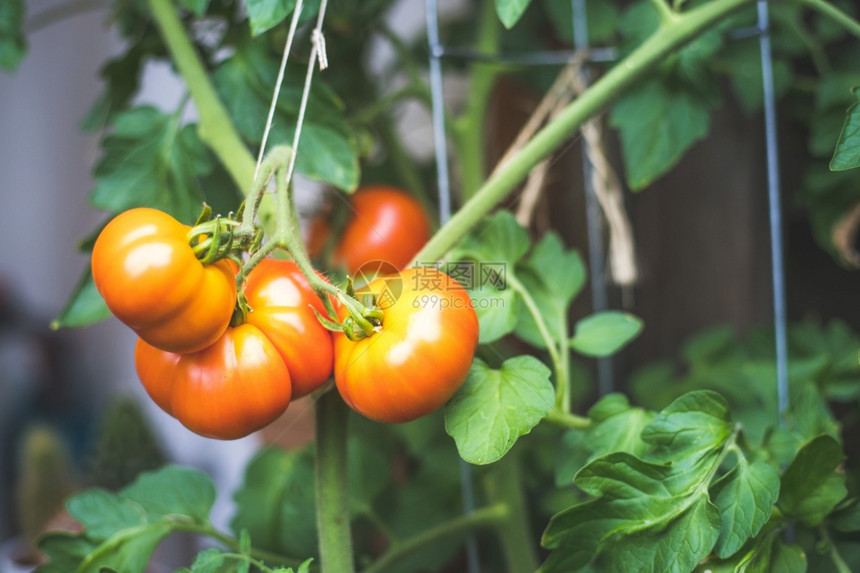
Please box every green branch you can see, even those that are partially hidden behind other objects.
[649,0,680,25]
[148,0,255,191]
[484,451,539,572]
[795,0,860,39]
[362,504,508,573]
[411,0,758,266]
[315,391,355,573]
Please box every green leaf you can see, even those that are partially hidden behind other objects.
[830,88,860,171]
[710,459,780,558]
[450,212,532,343]
[641,390,732,466]
[610,77,712,190]
[470,284,520,344]
[0,0,26,72]
[832,499,860,532]
[90,106,212,223]
[541,453,721,572]
[231,448,318,558]
[78,523,173,573]
[556,393,654,486]
[778,434,847,526]
[569,311,642,357]
[81,44,147,132]
[451,210,530,266]
[185,548,250,573]
[122,465,216,523]
[66,489,146,541]
[720,37,792,113]
[495,0,531,28]
[178,0,211,17]
[51,267,111,329]
[246,0,297,36]
[445,356,553,465]
[213,38,359,191]
[37,533,97,573]
[514,234,586,349]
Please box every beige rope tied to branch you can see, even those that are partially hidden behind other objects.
[499,54,638,292]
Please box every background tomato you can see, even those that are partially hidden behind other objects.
[135,324,292,440]
[243,259,334,397]
[333,267,479,423]
[333,186,431,275]
[92,208,236,354]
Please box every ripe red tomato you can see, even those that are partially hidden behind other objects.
[333,267,479,423]
[243,259,334,397]
[334,186,431,275]
[135,324,292,440]
[92,208,236,354]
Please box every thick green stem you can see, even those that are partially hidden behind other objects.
[148,0,255,191]
[315,391,355,573]
[649,0,680,24]
[363,504,508,573]
[484,451,539,573]
[411,0,758,267]
[452,0,501,199]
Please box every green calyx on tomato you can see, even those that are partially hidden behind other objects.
[333,267,479,424]
[92,207,237,354]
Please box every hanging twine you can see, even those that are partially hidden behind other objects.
[497,54,639,291]
[255,0,331,188]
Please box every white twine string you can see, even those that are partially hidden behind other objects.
[282,0,330,190]
[253,0,305,182]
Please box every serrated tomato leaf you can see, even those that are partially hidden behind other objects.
[495,0,531,28]
[445,356,553,464]
[90,106,212,223]
[231,448,319,558]
[778,434,847,526]
[541,453,721,572]
[610,77,712,190]
[830,88,860,171]
[569,311,642,357]
[51,266,111,329]
[710,459,780,558]
[212,38,359,191]
[43,466,217,573]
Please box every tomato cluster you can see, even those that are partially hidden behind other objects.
[94,189,477,439]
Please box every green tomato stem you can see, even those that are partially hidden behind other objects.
[794,0,860,39]
[545,409,591,429]
[411,0,759,267]
[170,521,309,570]
[147,0,255,191]
[507,274,568,406]
[315,390,355,573]
[483,450,539,573]
[648,0,680,25]
[362,504,509,573]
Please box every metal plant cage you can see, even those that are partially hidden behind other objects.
[422,1,790,569]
